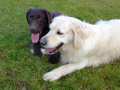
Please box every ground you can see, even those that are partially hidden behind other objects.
[0,0,120,90]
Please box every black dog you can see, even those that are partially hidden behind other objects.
[26,8,61,64]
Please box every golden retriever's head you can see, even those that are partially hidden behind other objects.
[40,16,86,54]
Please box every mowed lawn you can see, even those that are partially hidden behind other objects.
[0,0,120,90]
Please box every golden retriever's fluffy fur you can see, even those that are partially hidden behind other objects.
[41,15,120,81]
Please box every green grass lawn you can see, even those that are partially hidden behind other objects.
[0,0,120,90]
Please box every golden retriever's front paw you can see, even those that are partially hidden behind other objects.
[43,71,61,81]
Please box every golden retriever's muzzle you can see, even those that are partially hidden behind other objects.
[40,37,63,54]
[40,37,47,48]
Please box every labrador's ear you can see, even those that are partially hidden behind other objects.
[72,25,86,49]
[26,9,32,24]
[44,10,52,24]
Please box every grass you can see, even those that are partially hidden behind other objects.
[0,0,120,90]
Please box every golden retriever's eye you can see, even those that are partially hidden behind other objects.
[57,31,63,35]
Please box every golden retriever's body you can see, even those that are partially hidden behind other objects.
[41,16,120,81]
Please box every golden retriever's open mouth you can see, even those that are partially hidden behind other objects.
[45,43,63,55]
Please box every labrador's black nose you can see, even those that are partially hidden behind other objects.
[30,26,38,33]
[30,22,38,33]
[40,38,47,48]
[30,29,38,33]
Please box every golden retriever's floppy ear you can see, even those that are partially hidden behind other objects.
[72,25,86,49]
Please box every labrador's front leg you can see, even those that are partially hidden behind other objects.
[43,60,88,81]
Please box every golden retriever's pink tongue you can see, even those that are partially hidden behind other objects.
[31,33,39,43]
[46,48,58,55]
[47,48,55,53]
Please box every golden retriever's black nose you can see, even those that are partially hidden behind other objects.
[40,38,47,47]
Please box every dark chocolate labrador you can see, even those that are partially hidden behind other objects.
[26,8,61,64]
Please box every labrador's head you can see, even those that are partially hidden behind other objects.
[26,8,51,44]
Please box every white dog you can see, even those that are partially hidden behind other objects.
[40,15,120,81]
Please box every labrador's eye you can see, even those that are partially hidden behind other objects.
[57,31,63,35]
[30,15,34,18]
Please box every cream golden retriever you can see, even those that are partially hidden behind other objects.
[40,15,120,81]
